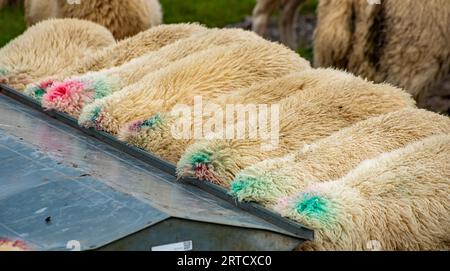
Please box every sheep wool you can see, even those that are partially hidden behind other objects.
[25,0,163,40]
[230,108,450,206]
[118,71,315,163]
[72,23,206,75]
[78,41,310,135]
[177,68,415,187]
[314,0,450,106]
[40,28,268,117]
[24,23,206,101]
[279,134,450,251]
[0,18,115,91]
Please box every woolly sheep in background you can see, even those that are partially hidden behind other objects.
[24,0,162,40]
[314,0,450,107]
[253,0,450,108]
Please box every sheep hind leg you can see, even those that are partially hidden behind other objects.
[280,0,304,49]
[252,0,281,37]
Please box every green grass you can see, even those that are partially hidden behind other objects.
[300,0,319,14]
[160,0,256,27]
[0,5,26,47]
[298,46,314,62]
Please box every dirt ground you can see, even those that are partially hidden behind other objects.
[229,15,450,115]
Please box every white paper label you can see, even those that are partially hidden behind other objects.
[151,240,193,251]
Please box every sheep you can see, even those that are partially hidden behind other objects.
[176,68,415,187]
[252,0,304,49]
[0,18,115,90]
[66,23,207,76]
[24,0,162,40]
[118,71,314,163]
[253,0,450,106]
[230,108,450,207]
[23,23,206,100]
[314,0,450,107]
[278,134,450,251]
[77,41,311,135]
[39,28,269,117]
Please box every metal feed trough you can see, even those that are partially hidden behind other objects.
[0,84,313,251]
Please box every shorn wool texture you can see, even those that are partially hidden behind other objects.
[314,0,450,106]
[24,0,162,40]
[78,41,311,135]
[0,18,115,91]
[118,71,314,163]
[24,23,206,101]
[280,134,450,251]
[177,68,415,187]
[40,28,267,117]
[230,108,450,207]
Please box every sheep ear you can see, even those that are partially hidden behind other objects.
[313,0,356,68]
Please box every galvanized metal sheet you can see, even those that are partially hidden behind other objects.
[0,91,311,248]
[0,157,169,250]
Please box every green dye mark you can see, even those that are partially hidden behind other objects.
[34,88,45,98]
[295,193,329,218]
[0,67,8,76]
[229,174,276,202]
[90,106,102,122]
[142,114,162,128]
[90,76,113,99]
[230,175,257,196]
[190,152,211,167]
[25,86,44,102]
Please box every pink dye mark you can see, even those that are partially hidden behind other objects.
[128,120,144,133]
[194,163,224,186]
[118,120,143,140]
[0,77,7,84]
[42,80,93,116]
[0,238,29,251]
[39,79,55,90]
[44,80,86,102]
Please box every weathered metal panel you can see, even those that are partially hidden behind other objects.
[0,85,313,250]
[99,218,301,251]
